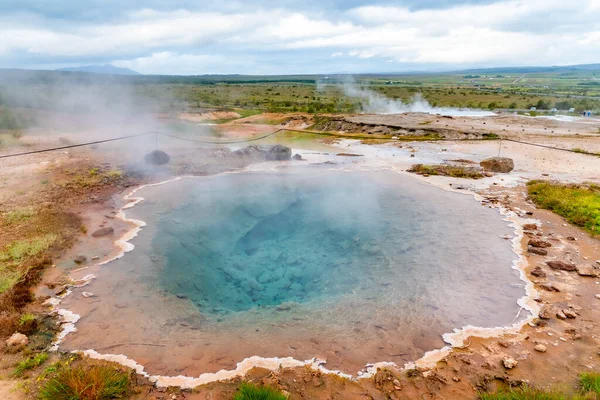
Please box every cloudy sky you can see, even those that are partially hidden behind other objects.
[0,0,599,75]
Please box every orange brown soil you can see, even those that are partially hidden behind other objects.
[1,116,600,399]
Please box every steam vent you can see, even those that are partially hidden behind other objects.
[144,150,171,165]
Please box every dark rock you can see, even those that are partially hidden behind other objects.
[480,157,514,173]
[92,227,114,237]
[528,247,548,256]
[523,224,538,231]
[531,266,546,278]
[266,145,292,161]
[292,154,303,161]
[233,145,292,161]
[144,150,170,165]
[546,261,577,272]
[529,239,552,248]
[74,255,87,264]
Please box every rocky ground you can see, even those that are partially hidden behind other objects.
[0,111,599,399]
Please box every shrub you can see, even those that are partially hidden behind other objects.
[233,382,287,400]
[38,364,130,400]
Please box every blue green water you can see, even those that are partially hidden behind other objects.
[151,170,521,320]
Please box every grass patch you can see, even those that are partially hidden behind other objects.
[580,373,600,395]
[233,382,287,400]
[0,266,23,294]
[4,208,35,224]
[572,148,600,157]
[13,352,48,376]
[527,181,600,234]
[38,364,130,400]
[19,312,36,325]
[0,234,58,263]
[408,164,484,179]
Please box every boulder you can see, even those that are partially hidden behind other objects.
[92,227,114,237]
[6,333,28,350]
[546,261,577,272]
[480,157,514,173]
[539,282,560,292]
[144,150,171,165]
[233,145,292,161]
[577,264,597,277]
[563,309,577,319]
[266,145,292,161]
[523,224,538,231]
[292,154,304,161]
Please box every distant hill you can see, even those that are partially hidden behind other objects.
[56,64,140,75]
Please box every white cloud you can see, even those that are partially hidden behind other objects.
[1,0,599,73]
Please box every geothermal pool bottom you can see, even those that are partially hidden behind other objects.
[59,169,524,377]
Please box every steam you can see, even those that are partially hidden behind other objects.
[322,76,495,117]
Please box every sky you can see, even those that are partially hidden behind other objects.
[0,0,599,75]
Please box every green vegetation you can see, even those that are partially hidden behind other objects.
[19,312,36,325]
[233,382,287,400]
[0,234,58,264]
[13,352,48,376]
[480,373,600,399]
[527,181,600,234]
[38,364,130,400]
[580,373,600,395]
[572,148,600,157]
[408,164,484,179]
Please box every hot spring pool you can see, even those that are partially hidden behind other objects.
[60,169,525,377]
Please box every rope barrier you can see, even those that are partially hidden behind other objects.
[1,127,598,160]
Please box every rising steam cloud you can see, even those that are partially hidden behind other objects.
[325,77,495,117]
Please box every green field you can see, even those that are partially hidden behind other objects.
[0,66,599,117]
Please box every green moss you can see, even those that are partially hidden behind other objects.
[527,181,600,234]
[233,383,287,400]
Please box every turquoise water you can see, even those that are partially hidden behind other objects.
[60,169,525,375]
[152,170,521,320]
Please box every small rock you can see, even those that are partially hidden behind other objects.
[577,265,597,277]
[531,266,547,278]
[292,154,304,161]
[528,247,548,256]
[502,356,518,369]
[563,309,577,319]
[595,294,600,300]
[539,306,552,319]
[556,310,567,320]
[566,236,576,241]
[539,282,560,292]
[81,292,94,298]
[523,224,538,231]
[534,344,547,353]
[6,333,28,350]
[92,227,115,237]
[74,255,87,264]
[529,239,552,248]
[546,261,577,272]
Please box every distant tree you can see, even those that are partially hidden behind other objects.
[508,102,517,109]
[536,99,550,110]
